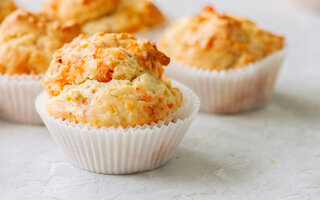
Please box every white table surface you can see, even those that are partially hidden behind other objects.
[1,0,320,199]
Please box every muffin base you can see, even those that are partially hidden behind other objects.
[35,80,200,174]
[165,49,286,114]
[0,74,43,124]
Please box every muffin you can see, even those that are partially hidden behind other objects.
[43,32,183,128]
[36,33,200,174]
[42,0,165,37]
[0,9,81,124]
[0,0,16,23]
[159,6,286,113]
[0,9,81,75]
[42,0,118,24]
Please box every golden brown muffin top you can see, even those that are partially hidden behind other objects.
[159,6,285,71]
[82,0,165,34]
[43,32,170,96]
[0,9,81,75]
[0,0,16,23]
[43,33,182,128]
[42,0,119,24]
[42,0,165,34]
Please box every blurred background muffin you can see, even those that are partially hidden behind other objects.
[0,0,16,23]
[42,0,165,35]
[0,9,81,75]
[0,9,81,124]
[160,6,286,113]
[43,33,182,128]
[160,6,284,71]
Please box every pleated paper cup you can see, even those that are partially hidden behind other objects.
[0,74,43,124]
[165,49,286,113]
[35,80,200,174]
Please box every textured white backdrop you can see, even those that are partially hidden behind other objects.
[1,0,320,199]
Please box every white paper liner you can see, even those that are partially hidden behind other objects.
[165,49,286,113]
[0,74,44,124]
[35,80,200,174]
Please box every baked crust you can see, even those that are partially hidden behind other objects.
[0,9,81,75]
[43,33,182,128]
[82,0,165,34]
[0,0,16,23]
[159,6,284,71]
[42,0,165,34]
[42,0,119,24]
